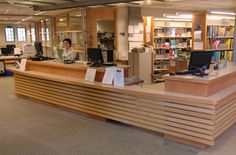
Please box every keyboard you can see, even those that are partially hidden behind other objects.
[103,63,117,66]
[175,69,199,75]
[30,56,49,61]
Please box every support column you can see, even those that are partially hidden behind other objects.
[233,13,236,62]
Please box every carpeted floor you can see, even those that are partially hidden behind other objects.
[0,76,236,155]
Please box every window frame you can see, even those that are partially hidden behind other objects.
[5,27,15,42]
[17,27,27,42]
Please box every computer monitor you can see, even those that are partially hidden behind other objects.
[6,44,16,55]
[1,48,8,56]
[34,42,43,56]
[106,50,114,62]
[87,48,104,64]
[188,51,213,70]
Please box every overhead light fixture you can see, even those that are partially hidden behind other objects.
[210,11,236,16]
[163,12,193,20]
[154,18,192,22]
[179,14,193,18]
[166,15,192,19]
[22,16,33,21]
[108,3,126,6]
[130,1,143,4]
[207,15,235,20]
[15,21,21,24]
[34,11,47,15]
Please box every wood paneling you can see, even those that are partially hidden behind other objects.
[192,12,207,50]
[9,62,236,147]
[86,8,116,49]
[163,63,236,96]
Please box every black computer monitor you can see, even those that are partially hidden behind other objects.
[106,50,114,62]
[1,48,8,56]
[6,44,16,55]
[34,42,43,56]
[87,48,104,64]
[188,51,213,70]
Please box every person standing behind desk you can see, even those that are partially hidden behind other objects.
[62,38,76,61]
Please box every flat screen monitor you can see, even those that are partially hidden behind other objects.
[106,50,114,62]
[188,51,213,70]
[34,42,43,56]
[6,44,16,55]
[1,48,8,56]
[87,48,104,64]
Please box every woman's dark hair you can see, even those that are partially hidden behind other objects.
[63,38,72,47]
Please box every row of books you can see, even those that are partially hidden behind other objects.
[207,25,234,37]
[213,51,233,62]
[206,38,233,49]
[154,28,191,37]
[154,39,191,49]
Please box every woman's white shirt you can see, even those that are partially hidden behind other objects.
[62,47,76,60]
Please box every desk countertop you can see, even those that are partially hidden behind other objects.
[163,62,236,84]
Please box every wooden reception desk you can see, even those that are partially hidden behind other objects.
[26,60,129,82]
[10,61,236,148]
[163,63,236,96]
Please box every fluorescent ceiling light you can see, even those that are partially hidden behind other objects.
[130,1,143,4]
[22,16,32,21]
[207,15,235,20]
[166,15,192,19]
[108,3,126,6]
[34,11,47,15]
[210,11,236,16]
[154,18,192,22]
[179,14,193,18]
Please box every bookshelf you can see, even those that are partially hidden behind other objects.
[152,20,192,82]
[206,24,234,61]
[192,13,235,62]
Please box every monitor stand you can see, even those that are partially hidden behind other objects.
[192,72,208,77]
[89,62,102,67]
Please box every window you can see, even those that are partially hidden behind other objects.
[17,27,26,42]
[31,28,36,42]
[46,28,50,41]
[41,28,45,41]
[5,27,15,42]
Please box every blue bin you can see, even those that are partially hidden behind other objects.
[6,71,13,76]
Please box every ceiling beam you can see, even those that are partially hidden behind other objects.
[0,14,50,17]
[0,20,35,22]
[9,0,56,6]
[33,0,136,11]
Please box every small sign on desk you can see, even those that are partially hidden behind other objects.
[114,68,124,87]
[19,59,27,71]
[85,68,96,82]
[102,67,116,85]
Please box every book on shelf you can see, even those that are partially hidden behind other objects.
[207,25,234,37]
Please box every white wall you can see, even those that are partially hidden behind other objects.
[117,6,129,60]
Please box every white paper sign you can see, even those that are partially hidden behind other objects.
[114,68,124,87]
[128,25,134,33]
[85,68,96,82]
[102,67,116,85]
[19,59,27,71]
